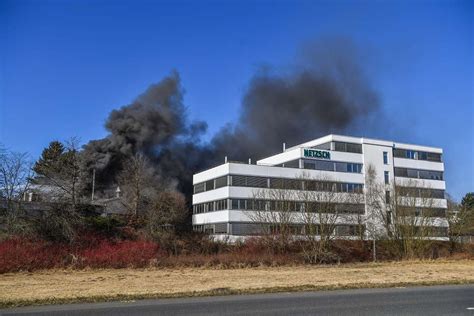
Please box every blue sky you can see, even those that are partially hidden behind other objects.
[1,0,472,200]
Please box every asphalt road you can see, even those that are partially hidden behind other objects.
[1,285,473,316]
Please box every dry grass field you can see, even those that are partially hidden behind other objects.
[1,260,473,307]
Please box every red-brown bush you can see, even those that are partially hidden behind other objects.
[0,238,69,273]
[0,237,161,273]
[0,235,472,273]
[78,240,160,268]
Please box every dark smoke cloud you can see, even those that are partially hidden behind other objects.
[82,71,208,192]
[210,39,380,162]
[83,39,382,196]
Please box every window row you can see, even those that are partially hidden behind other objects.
[193,176,228,193]
[396,225,448,237]
[396,186,445,199]
[334,142,363,154]
[309,141,362,154]
[397,207,447,218]
[193,199,228,214]
[194,175,364,194]
[394,167,443,181]
[393,148,442,162]
[302,159,362,173]
[193,198,365,215]
[193,223,365,236]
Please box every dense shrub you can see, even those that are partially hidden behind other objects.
[84,216,127,239]
[0,238,69,273]
[0,235,472,273]
[331,240,371,263]
[78,240,160,268]
[0,237,160,273]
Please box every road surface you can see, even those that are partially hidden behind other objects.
[1,284,473,315]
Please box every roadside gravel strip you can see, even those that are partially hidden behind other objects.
[0,260,473,308]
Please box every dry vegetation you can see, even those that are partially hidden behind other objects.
[1,260,473,308]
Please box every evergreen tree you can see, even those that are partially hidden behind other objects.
[33,139,85,206]
[33,141,65,176]
[461,192,474,211]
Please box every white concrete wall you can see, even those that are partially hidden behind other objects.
[394,158,444,172]
[192,134,448,238]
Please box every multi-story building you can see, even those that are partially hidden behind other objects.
[192,135,447,240]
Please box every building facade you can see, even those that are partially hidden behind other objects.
[192,135,447,240]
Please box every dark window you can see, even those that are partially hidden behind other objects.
[214,223,227,234]
[285,178,302,190]
[269,178,284,189]
[406,150,416,159]
[393,148,442,162]
[426,152,442,162]
[214,176,228,189]
[339,162,362,173]
[313,142,331,150]
[303,159,362,173]
[424,208,446,217]
[334,142,346,152]
[385,191,391,204]
[407,169,418,178]
[283,159,300,168]
[333,142,362,153]
[334,162,347,172]
[384,171,389,184]
[394,167,408,177]
[205,180,214,191]
[230,223,265,236]
[246,176,268,188]
[418,170,443,180]
[231,199,239,210]
[245,199,254,210]
[393,148,406,158]
[314,160,334,171]
[394,167,443,181]
[383,151,388,164]
[396,186,445,199]
[231,175,246,186]
[346,143,363,153]
[207,201,214,212]
[424,189,445,199]
[193,183,205,194]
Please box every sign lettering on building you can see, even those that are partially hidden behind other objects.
[303,149,331,160]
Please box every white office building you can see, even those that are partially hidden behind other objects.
[192,135,448,240]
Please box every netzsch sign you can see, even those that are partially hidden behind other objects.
[303,149,331,159]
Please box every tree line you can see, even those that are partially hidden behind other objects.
[0,139,188,247]
[1,140,473,261]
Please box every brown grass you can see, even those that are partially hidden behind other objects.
[1,259,473,308]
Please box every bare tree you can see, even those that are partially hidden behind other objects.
[364,164,386,261]
[246,173,365,261]
[145,191,188,250]
[0,147,33,235]
[118,153,162,217]
[298,175,364,263]
[365,163,443,259]
[247,180,298,252]
[447,194,474,252]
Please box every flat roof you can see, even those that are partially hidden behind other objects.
[285,134,442,153]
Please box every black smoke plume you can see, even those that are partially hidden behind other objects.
[83,39,381,197]
[211,39,380,161]
[82,71,208,195]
